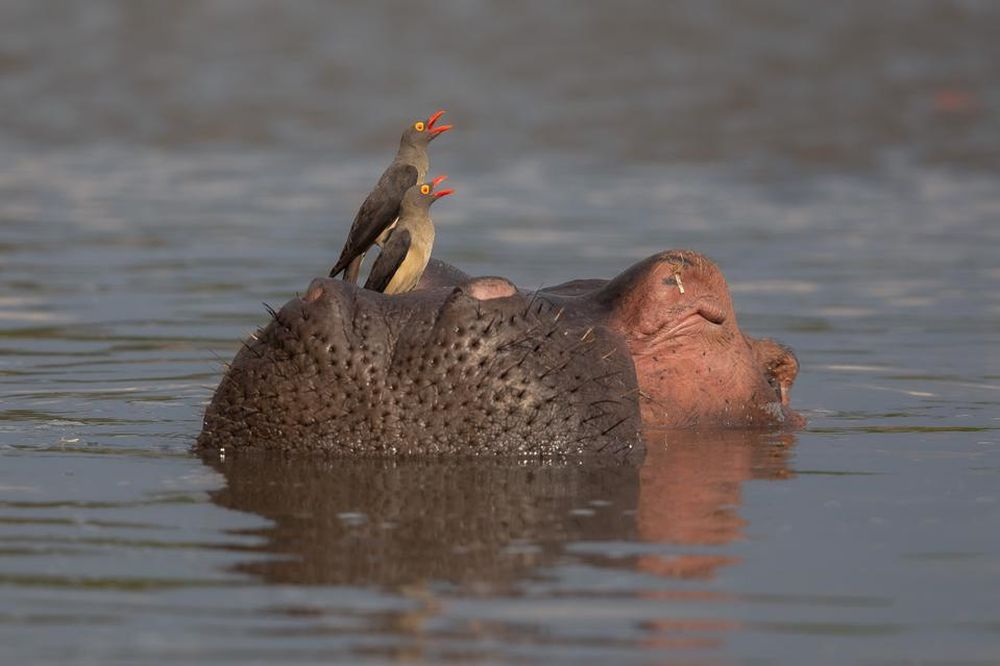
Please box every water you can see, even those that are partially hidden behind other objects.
[1,1,999,664]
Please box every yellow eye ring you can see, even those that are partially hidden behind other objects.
[414,121,426,131]
[420,184,431,195]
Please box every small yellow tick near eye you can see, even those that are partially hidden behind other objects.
[414,121,425,131]
[420,184,431,194]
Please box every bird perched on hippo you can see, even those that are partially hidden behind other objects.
[196,251,803,460]
[364,175,453,294]
[329,110,452,284]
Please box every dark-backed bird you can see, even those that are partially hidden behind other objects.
[329,110,452,283]
[364,176,453,295]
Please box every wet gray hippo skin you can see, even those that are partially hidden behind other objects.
[196,251,802,458]
[199,262,642,457]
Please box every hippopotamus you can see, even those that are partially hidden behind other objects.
[196,250,802,459]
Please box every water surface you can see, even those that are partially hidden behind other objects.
[1,2,999,664]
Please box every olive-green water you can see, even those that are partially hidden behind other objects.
[1,2,998,664]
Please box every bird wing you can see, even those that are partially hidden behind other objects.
[364,228,411,293]
[329,164,418,277]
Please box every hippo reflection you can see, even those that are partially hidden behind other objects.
[197,252,802,457]
[203,431,795,587]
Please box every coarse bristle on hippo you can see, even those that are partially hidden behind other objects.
[195,252,803,460]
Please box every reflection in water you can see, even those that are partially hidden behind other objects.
[203,432,795,654]
[637,430,794,581]
[635,431,794,651]
[204,429,794,589]
[205,453,640,588]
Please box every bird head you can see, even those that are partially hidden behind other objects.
[402,175,454,211]
[400,110,453,148]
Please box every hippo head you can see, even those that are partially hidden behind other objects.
[592,250,803,429]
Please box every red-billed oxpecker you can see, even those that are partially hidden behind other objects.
[329,110,452,283]
[364,176,453,294]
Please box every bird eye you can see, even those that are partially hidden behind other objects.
[420,184,431,195]
[414,121,426,131]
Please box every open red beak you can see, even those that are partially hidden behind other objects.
[430,174,448,188]
[433,188,454,199]
[427,109,452,137]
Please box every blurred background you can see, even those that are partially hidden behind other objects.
[1,2,998,664]
[3,0,999,166]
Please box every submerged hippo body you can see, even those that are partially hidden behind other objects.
[197,251,802,458]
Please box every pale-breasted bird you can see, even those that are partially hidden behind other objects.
[364,176,453,295]
[328,110,452,283]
